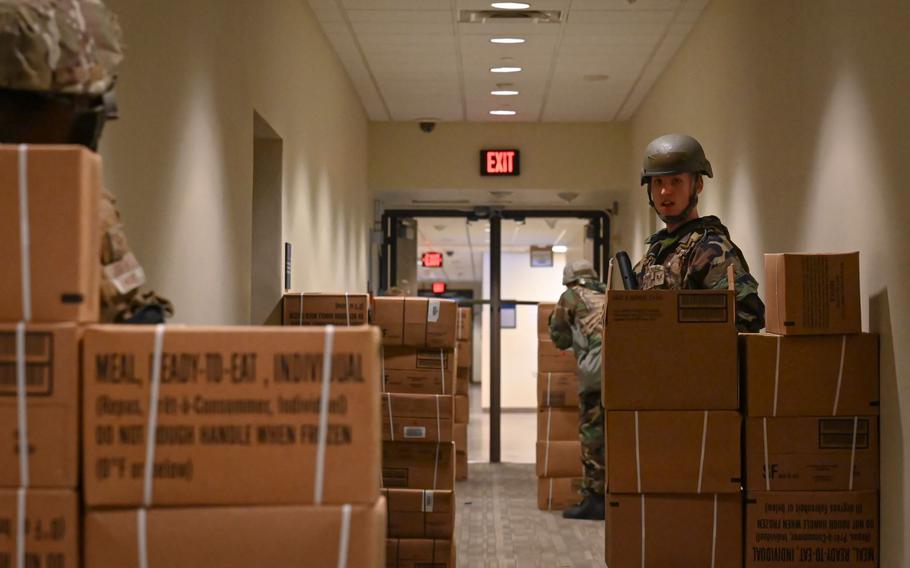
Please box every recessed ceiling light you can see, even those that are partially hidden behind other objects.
[491,90,519,96]
[490,110,517,116]
[491,66,522,73]
[552,245,568,253]
[490,37,526,44]
[491,2,531,9]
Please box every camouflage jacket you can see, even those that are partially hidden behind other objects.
[633,215,765,332]
[548,279,606,393]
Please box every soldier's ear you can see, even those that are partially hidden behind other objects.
[694,174,704,194]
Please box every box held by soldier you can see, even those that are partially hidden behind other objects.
[537,372,579,408]
[537,477,583,511]
[607,411,741,494]
[745,491,878,567]
[85,499,386,568]
[372,297,457,349]
[386,538,455,568]
[741,333,879,417]
[0,323,79,488]
[282,293,368,326]
[382,488,454,539]
[746,416,879,492]
[603,290,738,410]
[382,394,454,443]
[537,302,556,338]
[0,145,101,323]
[606,493,742,568]
[0,488,78,568]
[764,252,861,335]
[536,440,583,478]
[82,325,381,508]
[382,442,455,491]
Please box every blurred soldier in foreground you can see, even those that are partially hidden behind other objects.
[0,0,172,323]
[548,259,606,521]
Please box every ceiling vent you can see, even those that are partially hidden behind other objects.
[459,10,563,24]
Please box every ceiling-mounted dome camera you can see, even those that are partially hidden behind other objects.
[446,250,454,257]
[419,121,436,133]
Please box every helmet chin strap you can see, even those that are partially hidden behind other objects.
[648,177,699,227]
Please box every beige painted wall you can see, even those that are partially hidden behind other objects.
[100,0,371,324]
[629,1,910,564]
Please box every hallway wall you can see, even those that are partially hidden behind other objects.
[100,0,371,324]
[628,1,910,564]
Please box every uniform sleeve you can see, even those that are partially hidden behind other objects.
[685,236,766,333]
[548,289,575,350]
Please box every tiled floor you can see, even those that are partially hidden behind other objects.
[466,384,537,463]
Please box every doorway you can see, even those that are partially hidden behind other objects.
[251,112,283,324]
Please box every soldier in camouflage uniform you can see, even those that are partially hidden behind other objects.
[635,134,765,331]
[548,259,606,520]
[0,0,173,323]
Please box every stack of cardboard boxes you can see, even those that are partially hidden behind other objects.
[372,297,458,568]
[1,145,101,567]
[742,252,879,566]
[602,289,744,566]
[282,292,370,326]
[535,303,584,511]
[454,307,472,480]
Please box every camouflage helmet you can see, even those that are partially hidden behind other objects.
[0,0,123,96]
[563,259,597,285]
[640,133,714,186]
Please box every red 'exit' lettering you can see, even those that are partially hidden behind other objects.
[486,151,515,174]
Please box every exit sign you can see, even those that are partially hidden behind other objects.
[432,281,447,294]
[481,149,520,176]
[422,251,444,268]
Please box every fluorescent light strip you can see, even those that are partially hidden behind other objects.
[492,2,530,9]
[490,37,526,44]
[491,66,522,73]
[490,110,516,116]
[491,90,519,96]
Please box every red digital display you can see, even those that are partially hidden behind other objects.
[432,282,447,294]
[480,149,520,176]
[422,252,444,268]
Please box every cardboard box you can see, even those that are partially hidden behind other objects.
[537,407,578,442]
[456,339,472,368]
[456,451,467,481]
[0,145,101,323]
[455,367,470,395]
[537,372,579,408]
[764,252,862,335]
[537,302,555,338]
[535,441,582,478]
[82,325,382,508]
[745,491,878,566]
[603,290,738,410]
[742,333,879,417]
[746,416,879,492]
[382,488,454,539]
[85,499,386,568]
[606,493,742,568]
[0,323,79,488]
[454,395,469,424]
[0,489,78,568]
[607,411,741,494]
[282,293,369,326]
[386,539,455,568]
[453,423,466,454]
[383,369,454,396]
[457,307,472,342]
[383,347,456,394]
[537,477,583,511]
[537,339,576,373]
[383,442,455,491]
[382,394,453,443]
[372,297,457,348]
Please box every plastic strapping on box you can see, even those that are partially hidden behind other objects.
[547,478,554,510]
[16,487,26,568]
[849,416,859,491]
[640,494,646,568]
[432,443,440,491]
[15,323,29,568]
[314,325,336,505]
[435,395,441,442]
[17,146,32,320]
[386,395,394,441]
[710,494,718,568]
[634,411,642,493]
[336,504,352,568]
[762,418,771,491]
[344,293,351,326]
[380,346,386,392]
[772,336,781,416]
[298,294,304,326]
[439,349,445,394]
[143,324,166,507]
[136,508,149,568]
[832,335,847,416]
[697,411,709,494]
[546,372,552,406]
[726,264,735,292]
[544,407,553,476]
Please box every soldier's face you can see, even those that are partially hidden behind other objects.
[650,173,701,218]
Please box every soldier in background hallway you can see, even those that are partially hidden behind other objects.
[549,259,606,521]
[635,133,765,331]
[0,0,172,323]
